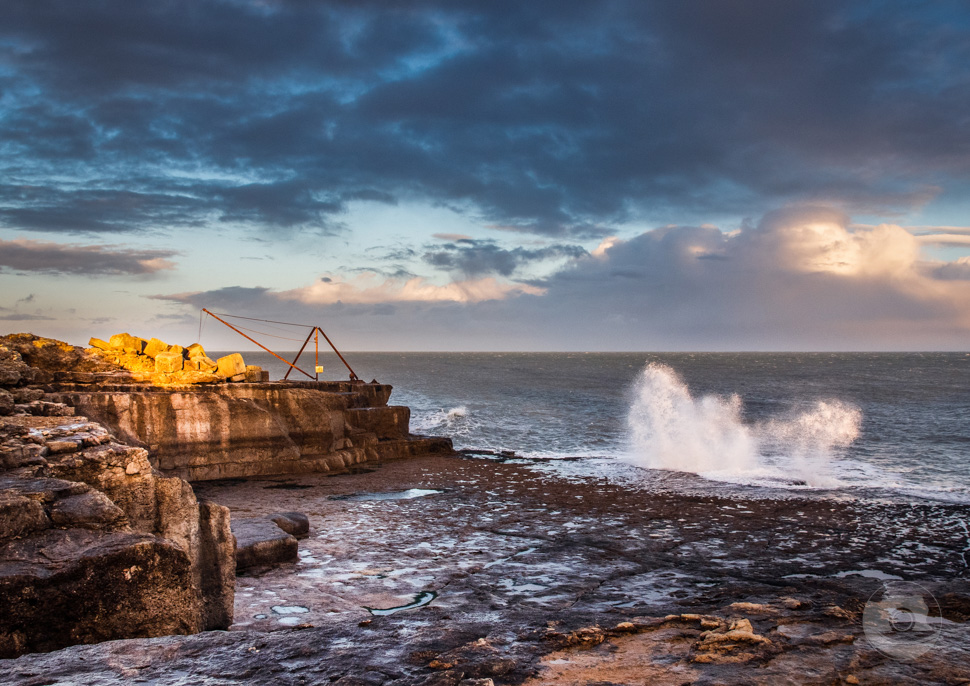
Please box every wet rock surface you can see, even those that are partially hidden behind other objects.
[4,454,968,684]
[232,517,299,571]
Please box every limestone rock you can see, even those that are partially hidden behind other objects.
[0,390,13,416]
[155,351,184,374]
[232,518,298,570]
[3,334,114,377]
[13,388,44,403]
[108,333,147,355]
[186,343,206,359]
[197,501,235,629]
[0,530,202,658]
[0,492,50,543]
[216,353,245,379]
[185,356,219,373]
[244,365,264,382]
[171,371,223,385]
[49,490,127,530]
[270,511,310,538]
[88,338,112,351]
[144,337,170,359]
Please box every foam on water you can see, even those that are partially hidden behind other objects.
[411,405,470,435]
[625,363,861,488]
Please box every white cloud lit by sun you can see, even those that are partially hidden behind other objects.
[281,272,545,305]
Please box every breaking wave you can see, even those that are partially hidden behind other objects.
[411,405,470,436]
[626,363,860,487]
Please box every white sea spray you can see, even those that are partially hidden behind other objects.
[625,363,861,487]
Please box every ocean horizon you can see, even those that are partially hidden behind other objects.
[232,350,970,506]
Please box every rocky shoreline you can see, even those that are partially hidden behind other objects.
[2,333,969,684]
[3,452,969,685]
[0,332,450,659]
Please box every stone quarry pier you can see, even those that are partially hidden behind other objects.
[48,379,452,482]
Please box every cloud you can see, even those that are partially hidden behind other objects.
[525,206,970,348]
[0,238,178,275]
[933,256,970,281]
[156,270,545,312]
[285,273,545,305]
[0,313,55,321]
[422,240,588,277]
[916,234,970,247]
[2,2,969,237]
[149,207,970,350]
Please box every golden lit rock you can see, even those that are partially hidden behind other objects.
[155,351,184,374]
[216,353,245,378]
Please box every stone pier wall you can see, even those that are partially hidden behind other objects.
[49,380,453,482]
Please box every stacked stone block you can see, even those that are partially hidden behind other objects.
[88,334,265,386]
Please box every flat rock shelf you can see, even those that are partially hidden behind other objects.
[4,453,968,685]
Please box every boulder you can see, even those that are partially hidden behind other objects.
[270,512,310,538]
[231,518,298,570]
[0,530,202,658]
[87,338,112,351]
[155,351,184,374]
[108,333,147,355]
[0,390,13,416]
[216,353,245,379]
[144,338,170,359]
[244,365,264,383]
[186,343,206,359]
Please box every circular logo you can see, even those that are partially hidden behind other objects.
[862,582,944,660]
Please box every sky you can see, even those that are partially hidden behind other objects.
[2,0,970,351]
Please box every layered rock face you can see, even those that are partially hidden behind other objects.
[49,379,451,483]
[5,332,451,482]
[0,335,235,658]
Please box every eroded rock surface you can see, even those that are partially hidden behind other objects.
[0,336,235,658]
[4,454,964,684]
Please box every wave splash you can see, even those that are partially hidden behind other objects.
[411,405,470,435]
[626,363,860,487]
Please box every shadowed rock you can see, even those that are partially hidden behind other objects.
[270,511,310,538]
[232,518,298,571]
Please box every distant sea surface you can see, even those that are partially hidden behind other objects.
[240,351,970,504]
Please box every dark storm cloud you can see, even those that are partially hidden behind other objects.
[423,240,588,277]
[0,313,55,321]
[2,1,969,236]
[0,238,178,275]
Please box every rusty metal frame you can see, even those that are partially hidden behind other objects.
[201,309,360,382]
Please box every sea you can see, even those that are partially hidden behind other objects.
[241,351,970,505]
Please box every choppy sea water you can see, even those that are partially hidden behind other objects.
[244,351,970,504]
